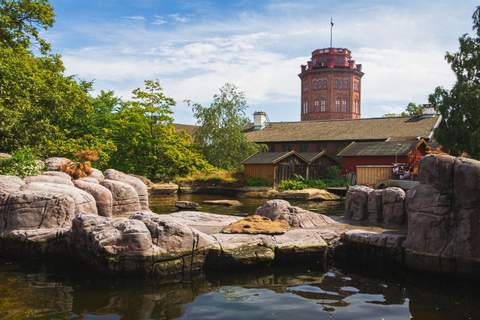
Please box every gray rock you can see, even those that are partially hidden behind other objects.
[203,200,242,206]
[21,182,97,215]
[345,186,373,221]
[2,190,76,233]
[88,168,105,181]
[42,171,72,181]
[104,169,148,210]
[175,201,199,209]
[382,187,406,225]
[45,157,72,171]
[100,179,141,215]
[0,175,25,191]
[367,189,383,222]
[24,175,74,186]
[255,199,336,228]
[74,179,113,217]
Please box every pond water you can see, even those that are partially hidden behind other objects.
[1,194,479,319]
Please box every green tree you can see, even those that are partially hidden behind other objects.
[187,83,264,171]
[109,80,212,178]
[429,6,480,159]
[0,0,55,53]
[382,102,423,117]
[0,44,91,157]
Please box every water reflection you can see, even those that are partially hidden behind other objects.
[1,257,480,320]
[149,194,345,217]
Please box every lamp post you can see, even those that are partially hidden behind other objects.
[395,143,402,164]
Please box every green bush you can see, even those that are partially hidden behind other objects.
[276,167,349,191]
[245,176,272,187]
[0,148,44,178]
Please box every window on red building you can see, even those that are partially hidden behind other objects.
[314,99,319,112]
[335,98,341,112]
[335,80,338,89]
[342,98,347,112]
[321,98,326,112]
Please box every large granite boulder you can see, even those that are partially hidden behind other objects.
[367,189,383,222]
[70,213,154,256]
[130,211,218,255]
[382,187,406,225]
[104,169,148,211]
[100,180,141,215]
[0,153,12,160]
[88,168,105,181]
[24,174,74,186]
[344,186,373,221]
[0,175,25,191]
[74,179,113,217]
[42,171,72,181]
[1,190,76,234]
[254,199,336,228]
[405,155,480,278]
[20,182,97,215]
[45,157,72,171]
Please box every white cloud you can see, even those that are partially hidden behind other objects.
[123,16,145,21]
[168,13,190,23]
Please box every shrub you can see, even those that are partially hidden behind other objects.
[276,167,349,191]
[245,176,272,187]
[0,148,44,178]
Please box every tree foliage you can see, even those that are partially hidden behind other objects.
[188,83,263,171]
[429,6,480,159]
[109,80,212,179]
[382,102,423,117]
[0,0,55,53]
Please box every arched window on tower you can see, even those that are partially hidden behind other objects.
[335,80,339,89]
[335,98,341,112]
[303,100,308,114]
[340,80,343,89]
[342,98,347,112]
[344,80,348,89]
[318,81,322,89]
[354,99,359,113]
[323,80,327,89]
[321,98,326,112]
[314,99,319,112]
[313,81,317,90]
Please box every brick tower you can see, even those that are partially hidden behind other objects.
[299,48,364,121]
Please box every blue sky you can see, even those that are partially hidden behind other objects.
[47,0,478,125]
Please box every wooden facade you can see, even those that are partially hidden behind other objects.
[242,151,341,187]
[338,140,430,179]
[304,152,342,180]
[356,165,393,186]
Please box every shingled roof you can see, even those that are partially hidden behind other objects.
[244,115,441,143]
[173,123,198,137]
[241,151,308,165]
[337,140,428,157]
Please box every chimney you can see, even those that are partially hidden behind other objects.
[253,111,267,130]
[421,104,436,116]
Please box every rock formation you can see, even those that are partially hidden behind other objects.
[256,199,336,228]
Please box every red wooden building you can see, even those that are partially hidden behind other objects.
[337,140,430,175]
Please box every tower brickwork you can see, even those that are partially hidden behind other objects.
[299,48,364,121]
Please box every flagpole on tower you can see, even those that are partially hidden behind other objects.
[330,17,334,48]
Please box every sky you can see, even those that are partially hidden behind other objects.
[47,0,479,125]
